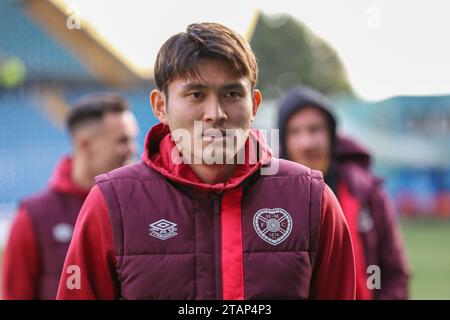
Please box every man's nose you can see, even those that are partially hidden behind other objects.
[203,98,227,123]
[298,134,316,150]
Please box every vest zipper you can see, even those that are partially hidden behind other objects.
[212,192,223,300]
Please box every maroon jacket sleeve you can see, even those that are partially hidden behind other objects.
[310,185,356,300]
[56,185,119,300]
[370,185,410,299]
[2,207,40,300]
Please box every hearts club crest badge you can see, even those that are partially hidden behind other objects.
[253,208,293,245]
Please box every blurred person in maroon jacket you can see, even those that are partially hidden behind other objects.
[278,85,411,300]
[2,93,138,299]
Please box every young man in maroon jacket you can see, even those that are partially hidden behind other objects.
[278,85,410,299]
[2,93,138,299]
[57,23,356,300]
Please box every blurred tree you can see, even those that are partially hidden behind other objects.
[250,12,354,99]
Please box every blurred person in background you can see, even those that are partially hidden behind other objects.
[278,85,410,300]
[2,93,139,299]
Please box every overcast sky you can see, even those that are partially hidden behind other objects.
[58,0,450,101]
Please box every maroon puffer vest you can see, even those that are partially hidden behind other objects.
[21,190,85,299]
[96,158,324,299]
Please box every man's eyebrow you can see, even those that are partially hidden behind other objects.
[181,83,209,91]
[181,82,247,91]
[222,82,246,91]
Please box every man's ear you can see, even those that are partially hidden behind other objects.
[73,130,92,154]
[150,89,168,125]
[251,89,262,122]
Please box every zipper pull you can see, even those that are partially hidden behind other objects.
[212,192,223,215]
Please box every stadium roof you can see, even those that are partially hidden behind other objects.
[50,0,260,81]
[0,0,94,83]
[0,0,146,87]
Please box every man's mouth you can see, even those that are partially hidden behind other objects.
[202,128,228,142]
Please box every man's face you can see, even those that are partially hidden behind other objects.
[87,111,138,176]
[152,58,261,165]
[285,106,331,173]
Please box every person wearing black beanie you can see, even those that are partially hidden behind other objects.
[278,85,410,300]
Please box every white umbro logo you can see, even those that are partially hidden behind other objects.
[149,219,178,240]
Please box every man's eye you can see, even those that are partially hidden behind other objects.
[190,92,203,98]
[288,128,300,136]
[309,126,322,134]
[226,91,241,98]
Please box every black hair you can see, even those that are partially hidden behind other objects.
[66,92,130,135]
